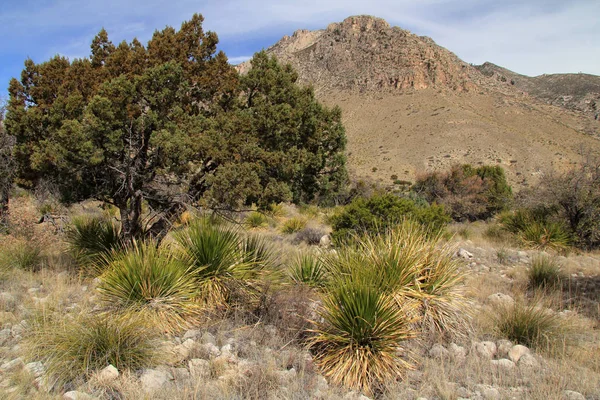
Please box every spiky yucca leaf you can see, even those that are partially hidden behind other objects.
[309,281,416,394]
[65,215,123,273]
[97,241,201,332]
[26,312,160,387]
[520,222,571,251]
[529,255,563,291]
[173,218,269,307]
[289,253,328,288]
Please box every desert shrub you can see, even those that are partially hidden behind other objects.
[173,218,269,308]
[0,241,44,272]
[65,215,123,273]
[500,209,572,251]
[293,227,325,245]
[529,255,563,291]
[308,280,417,394]
[245,211,268,228]
[493,299,570,352]
[414,164,512,221]
[289,253,328,288]
[97,241,202,332]
[324,221,468,338]
[26,312,160,387]
[281,217,307,234]
[329,193,450,243]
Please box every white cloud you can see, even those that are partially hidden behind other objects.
[227,55,252,65]
[1,0,599,76]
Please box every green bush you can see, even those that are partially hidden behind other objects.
[413,164,512,221]
[26,312,160,387]
[245,211,268,228]
[0,241,44,272]
[308,280,416,394]
[289,253,328,288]
[500,209,572,251]
[529,255,563,291]
[97,241,202,332]
[329,194,450,243]
[281,217,307,234]
[493,299,570,352]
[173,218,270,308]
[65,215,123,273]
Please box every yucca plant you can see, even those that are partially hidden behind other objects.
[245,211,268,228]
[309,281,416,394]
[520,221,571,251]
[281,217,307,234]
[289,253,328,288]
[0,241,44,271]
[493,298,570,352]
[26,311,161,388]
[65,215,123,273]
[173,218,270,308]
[528,255,564,291]
[97,241,202,332]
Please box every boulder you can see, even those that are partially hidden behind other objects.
[457,248,473,259]
[490,359,516,370]
[140,368,173,393]
[24,361,45,378]
[63,391,96,400]
[508,345,530,363]
[429,344,450,359]
[97,364,119,381]
[189,359,210,378]
[563,390,586,400]
[486,293,515,308]
[472,341,497,359]
[496,339,513,358]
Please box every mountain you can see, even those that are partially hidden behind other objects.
[238,16,600,189]
[475,62,600,121]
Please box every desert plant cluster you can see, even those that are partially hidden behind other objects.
[0,12,599,400]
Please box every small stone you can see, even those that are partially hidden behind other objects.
[171,367,191,381]
[482,387,501,400]
[183,329,202,341]
[490,358,516,370]
[517,353,538,369]
[140,368,173,392]
[319,235,331,247]
[486,293,515,308]
[202,342,221,358]
[457,248,473,259]
[508,345,530,363]
[25,361,45,378]
[0,328,11,345]
[0,357,24,372]
[201,331,217,345]
[220,343,233,354]
[188,359,210,378]
[473,341,497,359]
[496,339,513,358]
[563,390,585,400]
[63,391,95,400]
[97,364,119,381]
[429,344,450,359]
[174,339,196,360]
[449,343,467,360]
[315,375,329,391]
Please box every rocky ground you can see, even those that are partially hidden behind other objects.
[0,201,599,399]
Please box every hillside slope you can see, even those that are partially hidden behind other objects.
[238,15,600,188]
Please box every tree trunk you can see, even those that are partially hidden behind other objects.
[0,187,9,231]
[117,191,144,243]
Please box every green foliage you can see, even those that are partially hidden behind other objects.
[65,215,123,273]
[281,217,307,234]
[414,164,513,221]
[308,280,416,394]
[0,241,43,272]
[7,16,347,241]
[500,209,572,251]
[289,253,327,288]
[529,255,564,291]
[173,218,269,308]
[493,299,569,351]
[26,312,160,387]
[245,211,268,228]
[329,194,450,243]
[97,241,202,332]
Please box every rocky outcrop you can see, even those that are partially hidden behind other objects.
[238,15,476,93]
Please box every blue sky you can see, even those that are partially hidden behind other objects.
[1,0,599,97]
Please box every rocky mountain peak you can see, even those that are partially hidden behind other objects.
[238,15,477,93]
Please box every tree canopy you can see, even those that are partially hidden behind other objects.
[5,14,347,240]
